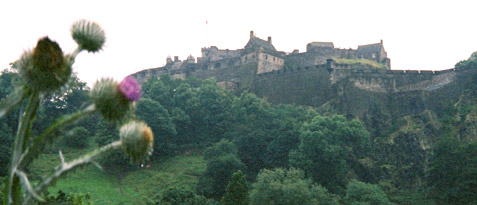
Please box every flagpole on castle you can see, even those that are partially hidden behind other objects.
[205,18,209,48]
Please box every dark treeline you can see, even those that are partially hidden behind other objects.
[1,58,476,204]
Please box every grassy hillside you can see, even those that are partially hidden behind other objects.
[121,154,206,203]
[29,153,206,204]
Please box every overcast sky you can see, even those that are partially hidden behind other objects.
[1,0,476,86]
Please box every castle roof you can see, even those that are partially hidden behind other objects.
[357,42,384,54]
[244,32,280,56]
[308,42,334,48]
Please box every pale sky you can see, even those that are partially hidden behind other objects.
[1,0,476,86]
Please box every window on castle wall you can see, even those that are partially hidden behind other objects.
[265,55,268,60]
[372,53,376,58]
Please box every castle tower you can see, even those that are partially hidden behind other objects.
[166,56,173,64]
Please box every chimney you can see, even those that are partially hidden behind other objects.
[268,36,272,43]
[380,39,383,44]
[250,31,254,39]
[174,56,179,62]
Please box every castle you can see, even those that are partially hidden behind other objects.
[132,31,391,87]
[131,31,475,120]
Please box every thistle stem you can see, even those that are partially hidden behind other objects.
[20,104,96,168]
[6,89,40,205]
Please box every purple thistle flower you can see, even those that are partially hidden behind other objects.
[118,76,142,101]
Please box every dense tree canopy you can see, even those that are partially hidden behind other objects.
[290,115,370,194]
[249,168,339,205]
[222,170,249,205]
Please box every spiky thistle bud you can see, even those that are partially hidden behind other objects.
[16,37,71,91]
[119,121,154,162]
[90,78,130,121]
[90,77,141,121]
[118,76,142,101]
[71,20,105,53]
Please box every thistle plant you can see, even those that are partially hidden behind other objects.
[0,20,154,204]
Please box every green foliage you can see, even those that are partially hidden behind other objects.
[197,155,245,199]
[249,168,339,205]
[97,149,134,175]
[427,136,477,204]
[0,123,13,176]
[290,115,370,194]
[136,98,177,158]
[154,186,207,205]
[344,180,391,205]
[203,139,237,161]
[39,190,91,205]
[122,154,206,202]
[63,126,90,148]
[229,93,310,177]
[197,141,246,200]
[0,177,4,203]
[222,170,249,205]
[94,120,118,146]
[455,51,477,68]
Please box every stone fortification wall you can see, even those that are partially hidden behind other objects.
[285,49,356,69]
[257,52,284,74]
[252,64,475,119]
[198,47,242,63]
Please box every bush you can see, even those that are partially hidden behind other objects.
[154,186,207,205]
[63,126,90,148]
[222,170,249,205]
[39,190,91,205]
[345,180,391,205]
[250,168,339,205]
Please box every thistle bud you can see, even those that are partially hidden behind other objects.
[71,20,105,53]
[16,37,71,91]
[119,121,154,162]
[90,78,130,121]
[118,76,142,101]
[91,77,142,121]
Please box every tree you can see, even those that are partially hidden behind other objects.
[222,170,249,205]
[0,123,13,176]
[154,186,207,205]
[141,75,177,111]
[197,140,246,200]
[197,155,246,200]
[203,139,238,161]
[249,168,338,205]
[344,180,391,205]
[455,51,477,68]
[195,79,233,143]
[136,98,177,158]
[63,126,90,148]
[289,115,370,194]
[427,136,477,204]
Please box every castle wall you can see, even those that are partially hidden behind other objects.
[199,47,242,63]
[252,65,473,119]
[257,52,284,74]
[285,49,358,69]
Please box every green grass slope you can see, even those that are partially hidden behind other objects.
[29,153,206,204]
